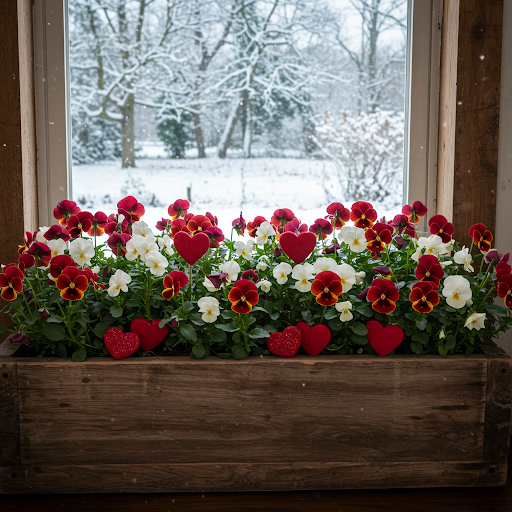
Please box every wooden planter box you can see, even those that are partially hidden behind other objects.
[1,339,511,493]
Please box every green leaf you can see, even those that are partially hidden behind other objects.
[445,338,456,350]
[350,322,368,336]
[324,308,338,320]
[351,334,368,345]
[46,316,63,324]
[410,341,423,354]
[415,317,427,331]
[211,330,227,343]
[42,323,66,342]
[215,323,238,333]
[248,327,270,339]
[55,344,68,359]
[217,353,232,359]
[438,344,448,356]
[301,310,312,323]
[93,322,110,339]
[263,324,278,333]
[189,312,206,326]
[356,306,374,318]
[231,344,249,360]
[72,348,87,362]
[263,300,274,312]
[269,312,280,321]
[110,305,123,318]
[0,324,10,334]
[395,281,406,289]
[179,324,197,342]
[232,332,242,343]
[485,304,507,315]
[158,318,174,328]
[125,298,141,307]
[192,345,206,359]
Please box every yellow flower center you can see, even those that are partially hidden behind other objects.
[361,215,366,220]
[69,283,75,289]
[376,236,381,242]
[425,271,430,277]
[421,296,427,302]
[439,228,443,233]
[301,279,308,285]
[115,284,120,290]
[353,239,360,245]
[453,293,459,300]
[324,287,330,293]
[80,252,85,259]
[380,294,386,300]
[280,273,286,279]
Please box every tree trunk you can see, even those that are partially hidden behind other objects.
[121,93,135,168]
[193,112,206,159]
[218,99,244,159]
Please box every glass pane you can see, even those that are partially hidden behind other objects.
[69,0,407,232]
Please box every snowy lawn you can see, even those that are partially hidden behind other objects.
[72,154,402,234]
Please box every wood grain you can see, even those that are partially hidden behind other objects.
[0,460,507,493]
[15,356,487,466]
[0,363,20,466]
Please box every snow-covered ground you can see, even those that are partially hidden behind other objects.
[72,149,403,234]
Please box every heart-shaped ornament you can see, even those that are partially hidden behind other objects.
[131,318,169,352]
[173,231,210,265]
[266,326,302,358]
[366,320,404,357]
[296,322,331,356]
[279,231,317,264]
[104,327,141,360]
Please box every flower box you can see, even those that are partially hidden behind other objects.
[1,338,511,494]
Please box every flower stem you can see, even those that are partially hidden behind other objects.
[320,305,328,324]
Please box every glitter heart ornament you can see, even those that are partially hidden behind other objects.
[104,327,140,360]
[279,231,317,264]
[131,318,169,352]
[365,320,404,356]
[173,231,210,265]
[296,322,331,356]
[266,326,302,358]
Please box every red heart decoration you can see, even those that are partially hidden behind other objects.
[266,326,302,358]
[131,318,169,352]
[296,322,331,356]
[366,320,404,357]
[279,231,317,264]
[104,327,140,360]
[173,231,210,265]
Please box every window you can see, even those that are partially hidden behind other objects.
[34,0,441,234]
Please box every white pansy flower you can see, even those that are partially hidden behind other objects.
[336,263,356,293]
[255,221,275,245]
[464,312,486,331]
[335,301,353,322]
[107,269,132,297]
[36,226,51,243]
[258,279,272,293]
[132,220,154,241]
[203,276,218,292]
[69,238,95,268]
[438,329,446,339]
[91,265,100,274]
[291,263,315,292]
[234,239,255,260]
[158,234,173,253]
[125,235,144,261]
[137,238,160,263]
[355,271,366,285]
[442,275,472,309]
[46,238,67,259]
[145,252,168,276]
[219,260,240,284]
[338,225,366,253]
[313,257,337,274]
[197,297,220,323]
[411,235,445,262]
[273,262,292,284]
[454,246,474,273]
[256,257,269,271]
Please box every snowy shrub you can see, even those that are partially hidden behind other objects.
[314,110,404,210]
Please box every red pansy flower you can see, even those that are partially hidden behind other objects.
[18,231,36,255]
[205,212,218,226]
[428,215,455,243]
[402,201,428,223]
[49,255,76,279]
[247,216,267,238]
[497,262,512,282]
[350,201,377,229]
[168,199,190,219]
[232,212,246,236]
[44,224,71,242]
[118,196,145,222]
[365,222,394,253]
[162,270,189,300]
[271,208,295,229]
[56,266,89,301]
[18,252,34,269]
[323,241,340,254]
[66,211,94,239]
[203,226,225,249]
[228,279,259,314]
[409,281,439,313]
[107,233,131,257]
[485,250,509,265]
[310,270,343,306]
[468,223,493,252]
[241,269,259,283]
[390,214,415,237]
[309,218,333,240]
[206,272,229,289]
[367,279,399,314]
[326,202,350,229]
[0,265,24,301]
[27,242,51,268]
[104,213,129,235]
[83,268,106,291]
[155,218,172,232]
[87,211,108,237]
[497,274,512,308]
[170,218,190,237]
[415,254,444,286]
[284,218,308,234]
[53,200,81,226]
[187,215,212,235]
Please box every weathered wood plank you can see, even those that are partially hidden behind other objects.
[481,343,512,460]
[16,357,487,465]
[0,341,23,358]
[0,363,20,466]
[0,460,507,494]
